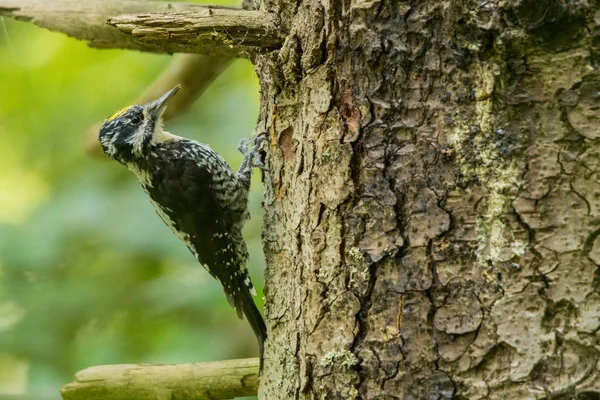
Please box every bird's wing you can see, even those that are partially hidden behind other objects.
[147,155,267,369]
[148,157,246,303]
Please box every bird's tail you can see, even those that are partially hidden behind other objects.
[240,288,267,370]
[231,283,267,370]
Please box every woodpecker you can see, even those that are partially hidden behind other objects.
[98,85,267,368]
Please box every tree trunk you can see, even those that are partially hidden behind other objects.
[256,0,600,399]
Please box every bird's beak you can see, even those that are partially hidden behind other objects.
[148,85,181,118]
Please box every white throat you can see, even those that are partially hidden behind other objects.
[151,128,182,145]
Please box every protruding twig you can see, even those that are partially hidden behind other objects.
[60,358,260,400]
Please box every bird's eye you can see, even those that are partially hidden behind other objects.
[131,116,142,124]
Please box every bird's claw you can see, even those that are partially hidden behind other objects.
[251,152,268,171]
[237,137,252,155]
[238,134,268,172]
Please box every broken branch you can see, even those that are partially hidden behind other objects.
[108,9,282,57]
[0,0,282,57]
[60,358,260,400]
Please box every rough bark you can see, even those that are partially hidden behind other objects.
[256,0,600,399]
[61,358,259,400]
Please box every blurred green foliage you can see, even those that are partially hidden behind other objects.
[0,1,263,398]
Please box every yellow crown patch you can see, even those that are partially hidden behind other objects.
[107,106,131,122]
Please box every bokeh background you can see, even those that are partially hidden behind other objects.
[0,1,263,398]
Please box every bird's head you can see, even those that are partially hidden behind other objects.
[99,85,181,163]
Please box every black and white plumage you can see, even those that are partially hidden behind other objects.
[98,85,267,367]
